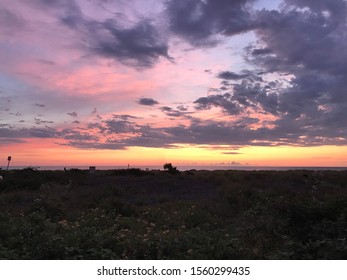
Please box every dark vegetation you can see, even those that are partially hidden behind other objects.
[163,163,179,174]
[0,167,346,259]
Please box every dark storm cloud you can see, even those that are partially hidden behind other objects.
[138,97,159,106]
[104,119,138,134]
[161,121,270,146]
[87,115,141,135]
[247,0,347,143]
[217,71,250,80]
[60,128,98,141]
[32,0,171,68]
[142,120,278,147]
[192,69,347,145]
[187,0,347,146]
[165,0,255,46]
[67,121,172,150]
[194,93,245,115]
[162,120,344,147]
[250,48,272,56]
[29,127,59,138]
[0,128,26,138]
[64,141,126,150]
[89,19,172,68]
[284,0,347,19]
[253,7,347,75]
[3,0,347,150]
[0,125,102,148]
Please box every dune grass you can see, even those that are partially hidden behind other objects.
[0,168,346,259]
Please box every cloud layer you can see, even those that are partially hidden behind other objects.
[1,0,347,155]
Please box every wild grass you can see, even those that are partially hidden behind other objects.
[0,168,346,259]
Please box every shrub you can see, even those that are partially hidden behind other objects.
[163,163,179,175]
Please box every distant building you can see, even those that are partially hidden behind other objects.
[89,166,96,174]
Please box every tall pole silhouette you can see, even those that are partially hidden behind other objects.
[7,156,11,170]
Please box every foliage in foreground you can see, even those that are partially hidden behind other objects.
[0,169,346,259]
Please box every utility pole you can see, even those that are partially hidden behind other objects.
[7,156,11,170]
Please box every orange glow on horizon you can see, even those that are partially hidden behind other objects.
[1,139,346,168]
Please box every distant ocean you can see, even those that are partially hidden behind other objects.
[4,165,347,171]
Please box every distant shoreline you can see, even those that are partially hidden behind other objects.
[1,165,346,260]
[3,165,347,171]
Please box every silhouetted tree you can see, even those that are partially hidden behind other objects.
[163,163,179,174]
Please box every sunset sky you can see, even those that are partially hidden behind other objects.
[1,0,347,168]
